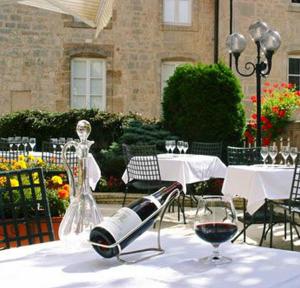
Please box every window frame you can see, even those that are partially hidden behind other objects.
[288,56,300,90]
[163,0,192,26]
[70,57,106,110]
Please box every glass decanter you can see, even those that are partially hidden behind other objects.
[58,120,103,248]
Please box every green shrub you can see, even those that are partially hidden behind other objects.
[162,62,246,148]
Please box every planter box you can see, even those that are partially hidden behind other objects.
[0,216,62,248]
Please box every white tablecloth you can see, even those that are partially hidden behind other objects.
[122,154,227,193]
[1,227,300,288]
[222,165,294,214]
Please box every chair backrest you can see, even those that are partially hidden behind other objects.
[0,142,24,164]
[122,144,161,182]
[289,153,300,206]
[0,168,54,249]
[189,142,222,158]
[227,146,262,165]
[42,141,77,169]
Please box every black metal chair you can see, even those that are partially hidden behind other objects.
[0,141,24,164]
[122,144,186,223]
[228,146,285,244]
[42,141,78,169]
[0,168,54,249]
[189,141,223,158]
[269,153,300,250]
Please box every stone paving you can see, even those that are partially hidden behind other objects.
[98,203,300,252]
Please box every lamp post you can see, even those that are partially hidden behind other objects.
[226,20,281,147]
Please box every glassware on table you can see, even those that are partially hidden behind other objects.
[165,140,171,153]
[290,147,298,165]
[51,138,58,152]
[8,137,15,151]
[260,146,269,165]
[268,145,278,165]
[59,137,66,150]
[169,140,176,154]
[29,138,36,152]
[14,136,22,152]
[59,120,102,249]
[177,140,184,154]
[194,195,237,265]
[280,146,290,166]
[22,137,29,154]
[183,141,189,154]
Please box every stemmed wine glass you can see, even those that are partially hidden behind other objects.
[59,137,66,150]
[29,138,36,152]
[169,140,176,154]
[281,146,290,166]
[194,195,237,265]
[290,147,298,166]
[22,137,29,154]
[51,138,58,152]
[260,146,269,165]
[268,145,278,165]
[14,136,22,152]
[177,141,184,154]
[182,141,189,154]
[8,137,15,152]
[165,140,171,153]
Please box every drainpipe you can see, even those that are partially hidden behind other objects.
[214,0,219,63]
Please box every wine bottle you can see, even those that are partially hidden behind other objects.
[90,181,182,258]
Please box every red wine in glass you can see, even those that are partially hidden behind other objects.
[195,222,238,244]
[194,196,237,265]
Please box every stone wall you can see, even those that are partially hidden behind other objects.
[0,0,299,120]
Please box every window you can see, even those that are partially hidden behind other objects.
[288,57,300,90]
[163,0,192,26]
[292,0,300,3]
[161,61,187,98]
[71,58,106,110]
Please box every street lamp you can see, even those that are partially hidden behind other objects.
[226,20,281,147]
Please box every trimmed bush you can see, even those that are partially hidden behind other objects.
[162,62,246,147]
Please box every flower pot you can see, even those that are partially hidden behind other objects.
[0,216,63,248]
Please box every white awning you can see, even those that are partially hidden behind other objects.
[0,0,114,37]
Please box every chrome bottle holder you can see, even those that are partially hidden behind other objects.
[89,187,182,264]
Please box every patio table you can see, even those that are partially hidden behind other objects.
[222,165,294,214]
[1,227,300,288]
[122,154,227,193]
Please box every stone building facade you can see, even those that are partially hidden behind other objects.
[0,0,299,119]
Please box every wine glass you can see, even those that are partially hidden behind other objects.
[281,146,290,166]
[290,147,298,165]
[51,138,58,152]
[194,195,237,265]
[29,138,36,152]
[8,137,15,151]
[59,137,66,150]
[260,146,269,165]
[268,145,278,165]
[177,140,184,154]
[22,137,29,154]
[169,140,176,154]
[183,141,189,154]
[14,136,22,152]
[165,140,171,153]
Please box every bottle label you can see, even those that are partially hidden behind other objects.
[143,195,162,209]
[96,207,142,242]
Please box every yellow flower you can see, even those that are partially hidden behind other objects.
[0,163,9,171]
[28,154,35,161]
[0,176,6,186]
[51,175,63,185]
[12,160,27,170]
[18,155,25,161]
[10,178,19,187]
[37,158,44,165]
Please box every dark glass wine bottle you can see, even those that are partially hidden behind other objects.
[90,181,182,258]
